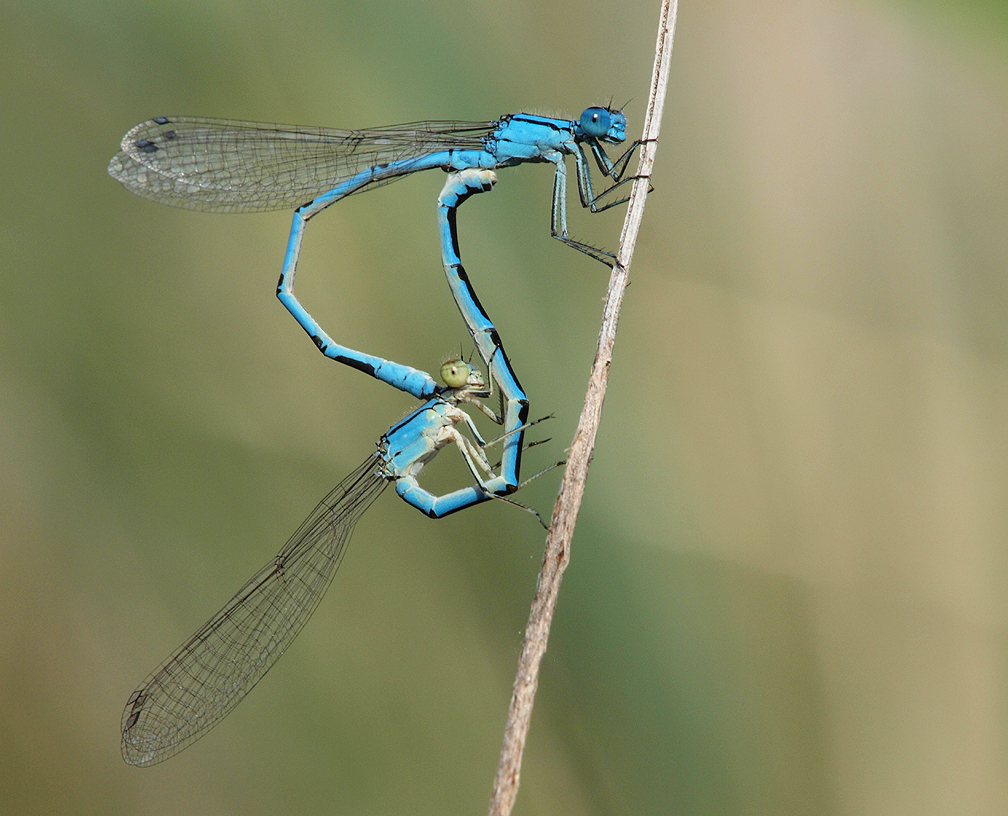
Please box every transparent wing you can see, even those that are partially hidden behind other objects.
[121,454,389,766]
[108,116,496,212]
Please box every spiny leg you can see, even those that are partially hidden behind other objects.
[549,154,620,265]
[550,139,648,264]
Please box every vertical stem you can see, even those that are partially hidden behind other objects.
[485,1,680,814]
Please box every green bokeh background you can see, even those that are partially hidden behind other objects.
[2,0,1006,813]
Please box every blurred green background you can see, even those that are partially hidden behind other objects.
[2,0,1006,813]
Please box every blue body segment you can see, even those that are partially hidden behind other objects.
[436,170,528,494]
[121,360,516,766]
[275,219,440,399]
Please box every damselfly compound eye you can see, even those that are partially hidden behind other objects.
[440,359,471,388]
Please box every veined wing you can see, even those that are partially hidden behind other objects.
[121,454,389,766]
[108,116,496,212]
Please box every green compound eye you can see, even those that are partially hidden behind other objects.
[440,359,471,388]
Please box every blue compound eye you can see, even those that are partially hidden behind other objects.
[579,107,612,139]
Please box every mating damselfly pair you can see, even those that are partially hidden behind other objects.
[110,105,639,766]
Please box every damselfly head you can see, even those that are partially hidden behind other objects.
[578,107,627,144]
[440,358,485,391]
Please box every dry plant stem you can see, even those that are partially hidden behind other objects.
[485,1,679,814]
